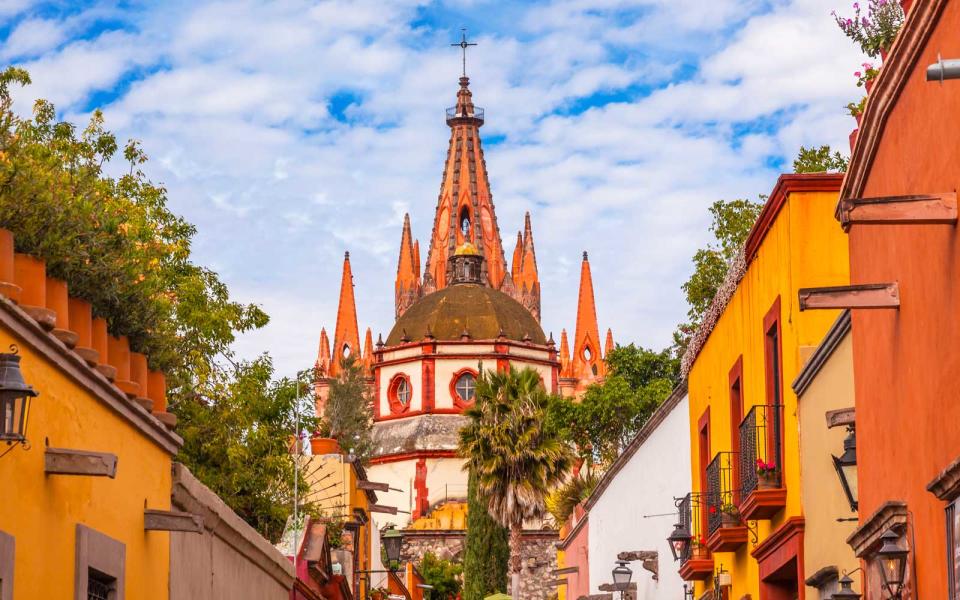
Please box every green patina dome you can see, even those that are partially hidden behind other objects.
[386,284,545,346]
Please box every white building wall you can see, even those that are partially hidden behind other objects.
[588,394,690,599]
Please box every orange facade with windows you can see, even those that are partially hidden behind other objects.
[838,1,960,595]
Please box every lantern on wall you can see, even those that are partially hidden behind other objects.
[667,522,692,561]
[876,528,908,599]
[831,573,862,600]
[381,526,404,570]
[832,426,858,511]
[0,346,38,446]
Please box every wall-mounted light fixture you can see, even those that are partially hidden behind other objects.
[877,528,908,599]
[667,522,692,562]
[0,345,38,449]
[927,53,960,83]
[832,426,858,511]
[611,560,633,600]
[831,572,863,600]
[381,526,404,571]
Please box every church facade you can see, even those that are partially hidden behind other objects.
[312,75,613,593]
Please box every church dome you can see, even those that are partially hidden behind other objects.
[386,284,546,346]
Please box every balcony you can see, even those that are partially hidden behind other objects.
[706,452,748,552]
[445,106,485,125]
[676,493,714,581]
[739,404,787,520]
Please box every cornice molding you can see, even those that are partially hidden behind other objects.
[846,501,907,558]
[792,310,851,396]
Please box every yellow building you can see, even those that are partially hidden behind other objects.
[0,253,181,599]
[792,310,860,597]
[303,438,378,599]
[679,174,849,598]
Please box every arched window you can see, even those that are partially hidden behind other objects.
[388,374,412,414]
[583,346,593,361]
[451,369,478,408]
[342,344,352,359]
[459,206,472,241]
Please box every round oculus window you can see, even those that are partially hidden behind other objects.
[454,372,476,403]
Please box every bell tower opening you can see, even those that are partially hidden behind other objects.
[459,206,472,242]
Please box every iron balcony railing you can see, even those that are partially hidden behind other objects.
[446,105,485,125]
[706,452,739,536]
[675,492,708,563]
[739,404,784,499]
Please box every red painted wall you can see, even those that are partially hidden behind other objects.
[847,2,960,596]
[562,510,590,600]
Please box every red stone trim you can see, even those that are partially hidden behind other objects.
[387,373,412,415]
[838,0,950,206]
[706,525,747,552]
[751,516,804,563]
[373,407,464,423]
[450,367,478,409]
[368,449,458,465]
[376,352,558,370]
[678,557,714,581]
[422,359,435,412]
[927,453,960,501]
[740,488,787,521]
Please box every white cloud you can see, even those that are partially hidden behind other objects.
[2,0,868,376]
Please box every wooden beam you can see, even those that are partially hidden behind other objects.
[552,566,579,575]
[369,504,398,515]
[547,579,568,587]
[841,192,957,227]
[144,509,204,533]
[826,407,856,429]
[798,283,900,311]
[45,448,117,478]
[357,481,391,492]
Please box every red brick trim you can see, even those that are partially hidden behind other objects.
[368,450,458,465]
[387,373,412,415]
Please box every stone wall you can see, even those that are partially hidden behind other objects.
[400,529,559,600]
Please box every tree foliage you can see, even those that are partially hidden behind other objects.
[320,355,374,464]
[793,145,849,174]
[546,470,598,524]
[463,469,509,600]
[546,344,678,467]
[458,367,573,595]
[674,198,762,355]
[176,357,317,542]
[0,66,307,541]
[418,552,464,600]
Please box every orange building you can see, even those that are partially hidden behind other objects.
[797,1,960,596]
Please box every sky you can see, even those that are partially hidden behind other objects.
[0,0,866,377]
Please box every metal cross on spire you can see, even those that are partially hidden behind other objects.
[451,28,477,78]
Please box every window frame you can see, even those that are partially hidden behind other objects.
[450,368,478,408]
[0,530,13,600]
[948,497,960,600]
[729,356,744,500]
[387,373,413,414]
[74,524,125,600]
[762,296,785,474]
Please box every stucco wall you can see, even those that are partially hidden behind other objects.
[0,310,175,600]
[845,1,960,595]
[686,183,850,597]
[588,395,690,599]
[169,464,294,600]
[796,330,859,592]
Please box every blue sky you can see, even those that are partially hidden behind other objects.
[0,0,866,376]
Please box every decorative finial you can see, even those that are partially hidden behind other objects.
[345,251,350,260]
[582,251,588,261]
[401,329,411,343]
[522,332,532,343]
[424,325,435,340]
[376,333,384,349]
[547,332,555,346]
[451,28,477,78]
[497,327,506,340]
[460,327,471,341]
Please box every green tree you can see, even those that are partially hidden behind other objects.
[463,469,509,600]
[675,198,763,355]
[793,145,848,173]
[175,357,317,542]
[320,355,374,463]
[546,344,679,467]
[458,367,573,597]
[418,552,464,600]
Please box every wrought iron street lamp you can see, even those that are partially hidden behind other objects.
[831,573,862,600]
[611,560,632,600]
[877,528,908,599]
[683,584,694,600]
[667,522,692,561]
[0,346,37,447]
[832,427,858,511]
[381,526,403,570]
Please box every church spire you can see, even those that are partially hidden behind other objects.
[511,232,523,282]
[559,329,572,378]
[423,76,507,292]
[604,328,615,359]
[572,251,604,380]
[517,211,541,321]
[315,328,331,377]
[395,214,420,318]
[362,327,374,376]
[331,252,361,377]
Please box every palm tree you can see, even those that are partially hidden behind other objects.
[458,367,573,598]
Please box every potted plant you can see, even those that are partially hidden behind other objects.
[690,535,709,558]
[846,97,867,124]
[855,62,879,93]
[833,0,905,59]
[709,503,740,528]
[369,587,389,600]
[756,458,779,489]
